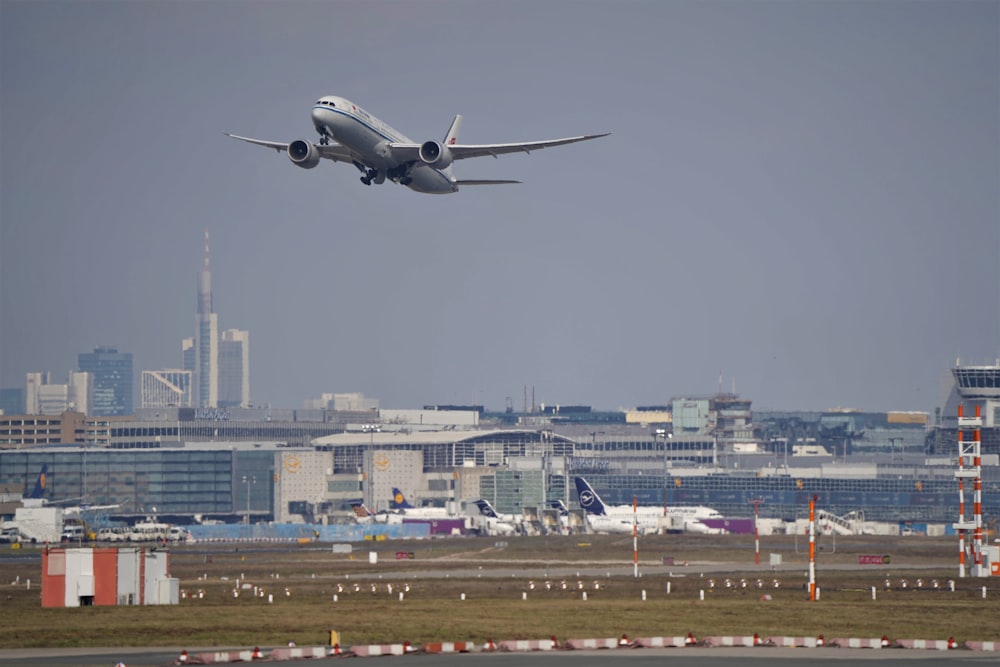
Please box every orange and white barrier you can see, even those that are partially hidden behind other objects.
[966,641,1000,651]
[896,638,956,650]
[830,637,886,649]
[270,646,329,660]
[498,636,559,651]
[766,636,826,648]
[703,635,768,647]
[635,636,691,648]
[420,641,477,653]
[563,637,623,650]
[349,643,414,657]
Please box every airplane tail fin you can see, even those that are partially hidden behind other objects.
[473,499,499,518]
[391,488,415,510]
[349,500,371,518]
[443,115,463,145]
[574,477,607,515]
[28,465,48,499]
[547,499,569,515]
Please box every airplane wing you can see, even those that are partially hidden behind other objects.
[224,133,355,163]
[387,133,610,162]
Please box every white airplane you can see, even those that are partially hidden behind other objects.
[574,477,723,535]
[470,499,519,536]
[226,95,609,194]
[389,488,453,518]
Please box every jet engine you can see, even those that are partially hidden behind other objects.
[288,140,320,169]
[418,140,454,169]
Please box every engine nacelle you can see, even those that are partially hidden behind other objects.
[418,140,454,169]
[288,139,320,169]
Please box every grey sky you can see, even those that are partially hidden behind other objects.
[1,1,997,414]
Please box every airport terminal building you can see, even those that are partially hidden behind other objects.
[1,365,998,528]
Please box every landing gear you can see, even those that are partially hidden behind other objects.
[360,168,382,186]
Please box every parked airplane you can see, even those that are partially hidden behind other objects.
[226,95,609,194]
[349,500,401,525]
[574,477,723,534]
[470,499,518,536]
[389,488,452,517]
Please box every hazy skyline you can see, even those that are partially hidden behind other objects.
[2,1,998,415]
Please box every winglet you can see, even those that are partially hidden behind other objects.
[444,115,463,145]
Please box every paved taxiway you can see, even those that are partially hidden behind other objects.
[2,647,999,667]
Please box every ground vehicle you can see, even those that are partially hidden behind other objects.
[127,520,171,542]
[60,525,86,542]
[168,526,189,542]
[96,527,126,542]
[0,527,21,543]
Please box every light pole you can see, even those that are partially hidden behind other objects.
[242,475,256,525]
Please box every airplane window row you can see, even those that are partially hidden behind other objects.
[316,100,337,107]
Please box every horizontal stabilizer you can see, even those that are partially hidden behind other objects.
[454,179,522,186]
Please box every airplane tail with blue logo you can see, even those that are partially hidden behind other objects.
[28,465,48,499]
[390,488,415,510]
[574,477,608,516]
[472,499,500,519]
[547,499,569,515]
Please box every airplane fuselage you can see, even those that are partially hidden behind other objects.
[311,96,457,194]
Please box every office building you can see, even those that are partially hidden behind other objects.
[194,232,218,408]
[219,329,250,408]
[77,346,132,416]
[141,370,192,408]
[25,372,91,415]
[0,388,24,416]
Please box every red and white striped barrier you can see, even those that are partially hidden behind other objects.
[635,636,692,648]
[966,641,1000,651]
[174,648,263,663]
[563,637,623,650]
[420,641,477,653]
[498,636,559,651]
[766,636,826,648]
[270,645,329,660]
[483,638,497,652]
[350,642,416,657]
[703,634,767,647]
[896,638,956,650]
[830,637,886,649]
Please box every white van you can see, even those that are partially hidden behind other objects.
[60,525,85,542]
[127,521,171,542]
[97,527,126,542]
[168,526,189,542]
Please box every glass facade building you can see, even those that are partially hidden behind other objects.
[0,447,274,519]
[77,347,133,416]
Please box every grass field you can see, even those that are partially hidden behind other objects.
[1,533,998,649]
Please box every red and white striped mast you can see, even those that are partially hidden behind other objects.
[808,495,817,601]
[749,498,764,565]
[632,496,638,578]
[954,404,984,577]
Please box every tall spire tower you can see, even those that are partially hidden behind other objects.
[194,230,219,408]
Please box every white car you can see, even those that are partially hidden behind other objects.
[97,528,125,542]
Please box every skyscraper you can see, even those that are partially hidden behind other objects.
[77,347,132,415]
[219,329,250,408]
[194,231,219,408]
[141,370,192,408]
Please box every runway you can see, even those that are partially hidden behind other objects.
[2,646,999,667]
